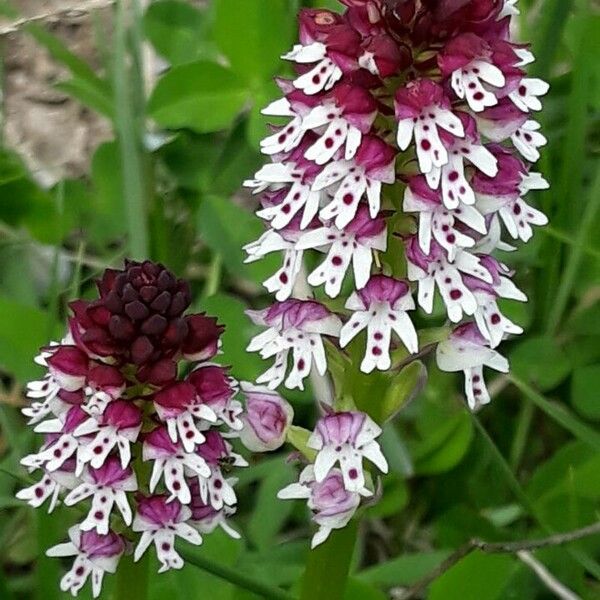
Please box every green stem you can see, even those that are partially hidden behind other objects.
[114,0,149,260]
[114,551,149,600]
[179,548,295,600]
[299,520,358,600]
[509,401,534,471]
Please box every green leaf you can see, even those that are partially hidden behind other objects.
[510,336,571,391]
[213,0,293,81]
[379,361,426,422]
[247,460,295,551]
[367,475,409,519]
[527,442,600,504]
[358,551,450,587]
[0,296,58,382]
[344,579,388,600]
[148,62,249,133]
[196,195,278,283]
[429,552,519,600]
[286,426,317,462]
[571,365,600,420]
[509,375,600,452]
[55,77,114,119]
[199,292,265,382]
[143,0,218,66]
[411,409,473,476]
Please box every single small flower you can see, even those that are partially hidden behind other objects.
[64,456,137,534]
[278,465,368,548]
[189,479,241,539]
[181,313,224,362]
[244,217,307,301]
[239,382,294,452]
[143,426,210,505]
[511,120,547,163]
[245,139,323,231]
[438,33,507,113]
[314,135,396,228]
[246,300,342,390]
[196,430,248,510]
[153,382,215,452]
[83,365,125,416]
[473,145,548,242]
[508,77,549,113]
[25,345,89,423]
[75,400,142,472]
[395,79,465,175]
[340,276,418,373]
[46,526,125,598]
[403,175,487,260]
[133,495,202,572]
[436,322,509,410]
[297,205,387,298]
[462,255,526,348]
[187,364,243,431]
[423,112,498,209]
[16,459,78,512]
[21,406,89,474]
[307,411,388,491]
[405,236,493,322]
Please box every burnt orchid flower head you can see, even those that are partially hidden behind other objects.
[244,0,548,544]
[17,261,250,597]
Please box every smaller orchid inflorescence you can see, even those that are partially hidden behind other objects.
[17,261,248,597]
[243,0,548,545]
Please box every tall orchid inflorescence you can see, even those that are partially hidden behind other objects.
[17,261,248,597]
[244,0,548,545]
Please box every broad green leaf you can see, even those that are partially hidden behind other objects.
[247,460,295,551]
[358,551,450,587]
[527,442,600,504]
[411,409,473,476]
[510,336,571,391]
[196,195,278,283]
[0,296,58,382]
[213,0,293,81]
[429,552,519,600]
[199,292,265,382]
[148,62,249,133]
[367,475,409,519]
[344,579,388,600]
[143,0,218,65]
[571,365,600,420]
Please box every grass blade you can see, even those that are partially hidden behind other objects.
[509,375,600,452]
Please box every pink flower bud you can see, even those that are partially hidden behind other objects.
[239,383,294,452]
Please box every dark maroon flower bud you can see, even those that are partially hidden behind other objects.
[46,346,88,391]
[69,260,192,370]
[298,9,343,44]
[182,314,224,362]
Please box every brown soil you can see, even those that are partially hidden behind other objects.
[1,1,113,186]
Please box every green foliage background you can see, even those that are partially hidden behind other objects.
[0,0,598,598]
